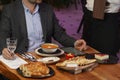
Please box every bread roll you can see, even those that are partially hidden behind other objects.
[19,62,49,77]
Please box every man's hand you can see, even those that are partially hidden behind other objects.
[2,48,15,60]
[74,39,87,51]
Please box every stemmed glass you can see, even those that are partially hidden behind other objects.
[6,38,17,59]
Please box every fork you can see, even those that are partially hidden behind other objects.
[26,53,37,61]
[21,53,37,62]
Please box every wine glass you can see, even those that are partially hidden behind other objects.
[6,38,17,59]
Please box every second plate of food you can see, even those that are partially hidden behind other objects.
[37,57,60,64]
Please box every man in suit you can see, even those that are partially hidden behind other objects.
[82,0,120,57]
[0,0,86,60]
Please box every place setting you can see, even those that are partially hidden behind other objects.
[16,43,63,78]
[0,39,56,79]
[0,37,28,69]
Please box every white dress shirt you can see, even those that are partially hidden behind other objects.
[86,0,120,13]
[23,4,44,52]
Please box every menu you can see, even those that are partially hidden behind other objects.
[0,55,27,69]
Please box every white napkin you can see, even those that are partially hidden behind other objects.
[0,55,27,69]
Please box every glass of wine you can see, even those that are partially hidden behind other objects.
[6,38,17,59]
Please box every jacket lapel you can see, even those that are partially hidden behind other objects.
[15,0,28,39]
[39,4,47,41]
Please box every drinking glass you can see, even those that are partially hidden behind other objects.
[6,38,17,59]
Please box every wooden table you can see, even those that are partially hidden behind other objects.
[0,46,120,80]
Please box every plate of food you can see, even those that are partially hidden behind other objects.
[37,57,60,64]
[17,62,54,78]
[35,48,64,57]
[94,53,109,63]
[56,56,98,74]
[84,53,119,64]
[83,53,109,63]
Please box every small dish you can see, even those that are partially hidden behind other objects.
[37,57,60,64]
[41,43,59,53]
[35,48,64,57]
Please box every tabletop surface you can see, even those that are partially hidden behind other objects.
[0,46,120,80]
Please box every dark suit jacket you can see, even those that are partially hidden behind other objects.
[0,0,76,53]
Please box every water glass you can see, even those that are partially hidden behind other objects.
[6,38,17,58]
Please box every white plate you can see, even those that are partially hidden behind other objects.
[35,48,64,57]
[37,57,60,64]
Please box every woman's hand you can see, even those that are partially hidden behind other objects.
[74,39,87,51]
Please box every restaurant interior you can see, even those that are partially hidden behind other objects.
[0,0,120,80]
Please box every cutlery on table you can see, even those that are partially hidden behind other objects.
[21,53,37,62]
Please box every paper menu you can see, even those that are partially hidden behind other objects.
[0,55,27,69]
